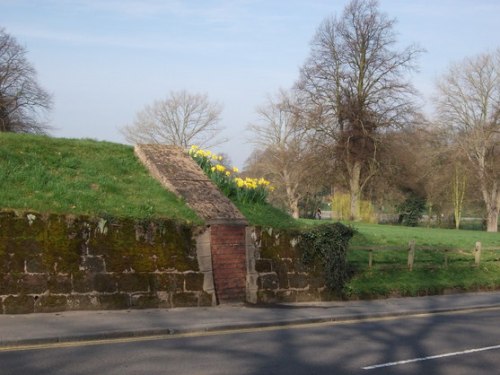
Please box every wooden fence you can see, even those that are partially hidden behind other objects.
[349,241,500,271]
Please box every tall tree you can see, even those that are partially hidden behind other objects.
[436,49,500,232]
[0,27,52,134]
[297,0,422,220]
[121,90,225,148]
[247,90,320,218]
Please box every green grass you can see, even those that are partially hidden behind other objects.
[234,201,299,229]
[348,221,500,248]
[300,219,500,298]
[346,222,500,298]
[0,132,201,223]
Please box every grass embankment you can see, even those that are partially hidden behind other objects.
[0,133,297,227]
[347,222,500,298]
[0,133,201,223]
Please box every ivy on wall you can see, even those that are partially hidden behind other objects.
[300,223,355,297]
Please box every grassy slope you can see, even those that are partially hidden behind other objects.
[0,133,201,223]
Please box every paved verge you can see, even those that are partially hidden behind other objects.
[1,291,499,347]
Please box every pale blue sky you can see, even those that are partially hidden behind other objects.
[1,0,499,168]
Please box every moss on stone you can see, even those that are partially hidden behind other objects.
[3,294,34,314]
[34,295,68,313]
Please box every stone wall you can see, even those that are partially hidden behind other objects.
[247,227,329,304]
[0,211,337,314]
[0,211,214,314]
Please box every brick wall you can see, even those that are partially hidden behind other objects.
[210,224,247,303]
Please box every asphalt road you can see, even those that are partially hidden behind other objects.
[1,308,499,375]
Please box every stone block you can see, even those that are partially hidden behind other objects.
[275,290,297,303]
[130,294,160,309]
[0,274,18,295]
[255,259,272,273]
[258,274,279,290]
[81,256,106,273]
[72,273,94,293]
[93,273,117,293]
[18,274,48,294]
[296,290,320,302]
[288,273,309,289]
[274,262,289,289]
[98,294,130,309]
[184,272,204,291]
[116,273,150,292]
[34,295,68,313]
[26,255,44,273]
[3,295,34,314]
[171,292,199,307]
[198,291,214,306]
[291,259,308,273]
[152,273,183,292]
[256,290,277,304]
[47,274,72,294]
[67,295,99,311]
[309,275,325,290]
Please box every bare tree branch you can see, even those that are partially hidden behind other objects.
[436,48,500,232]
[0,27,52,134]
[121,90,226,149]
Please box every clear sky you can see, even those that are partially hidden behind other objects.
[1,0,499,168]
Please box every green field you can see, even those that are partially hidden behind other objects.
[300,219,500,298]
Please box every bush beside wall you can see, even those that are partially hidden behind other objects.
[249,223,353,303]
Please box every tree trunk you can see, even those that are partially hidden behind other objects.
[290,199,300,219]
[480,177,499,233]
[486,207,499,232]
[284,169,300,219]
[348,160,361,221]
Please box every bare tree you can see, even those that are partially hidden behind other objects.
[247,89,320,218]
[0,27,52,134]
[121,90,225,148]
[436,49,500,232]
[297,0,422,220]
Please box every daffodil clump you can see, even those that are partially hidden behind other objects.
[188,145,272,204]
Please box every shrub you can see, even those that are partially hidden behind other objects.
[397,195,426,227]
[299,222,355,297]
[332,193,377,223]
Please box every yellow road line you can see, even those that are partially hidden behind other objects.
[1,306,499,353]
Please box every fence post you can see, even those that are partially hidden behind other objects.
[368,249,373,269]
[408,240,415,271]
[474,241,482,266]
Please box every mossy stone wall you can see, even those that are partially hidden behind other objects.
[0,211,212,314]
[248,227,331,303]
